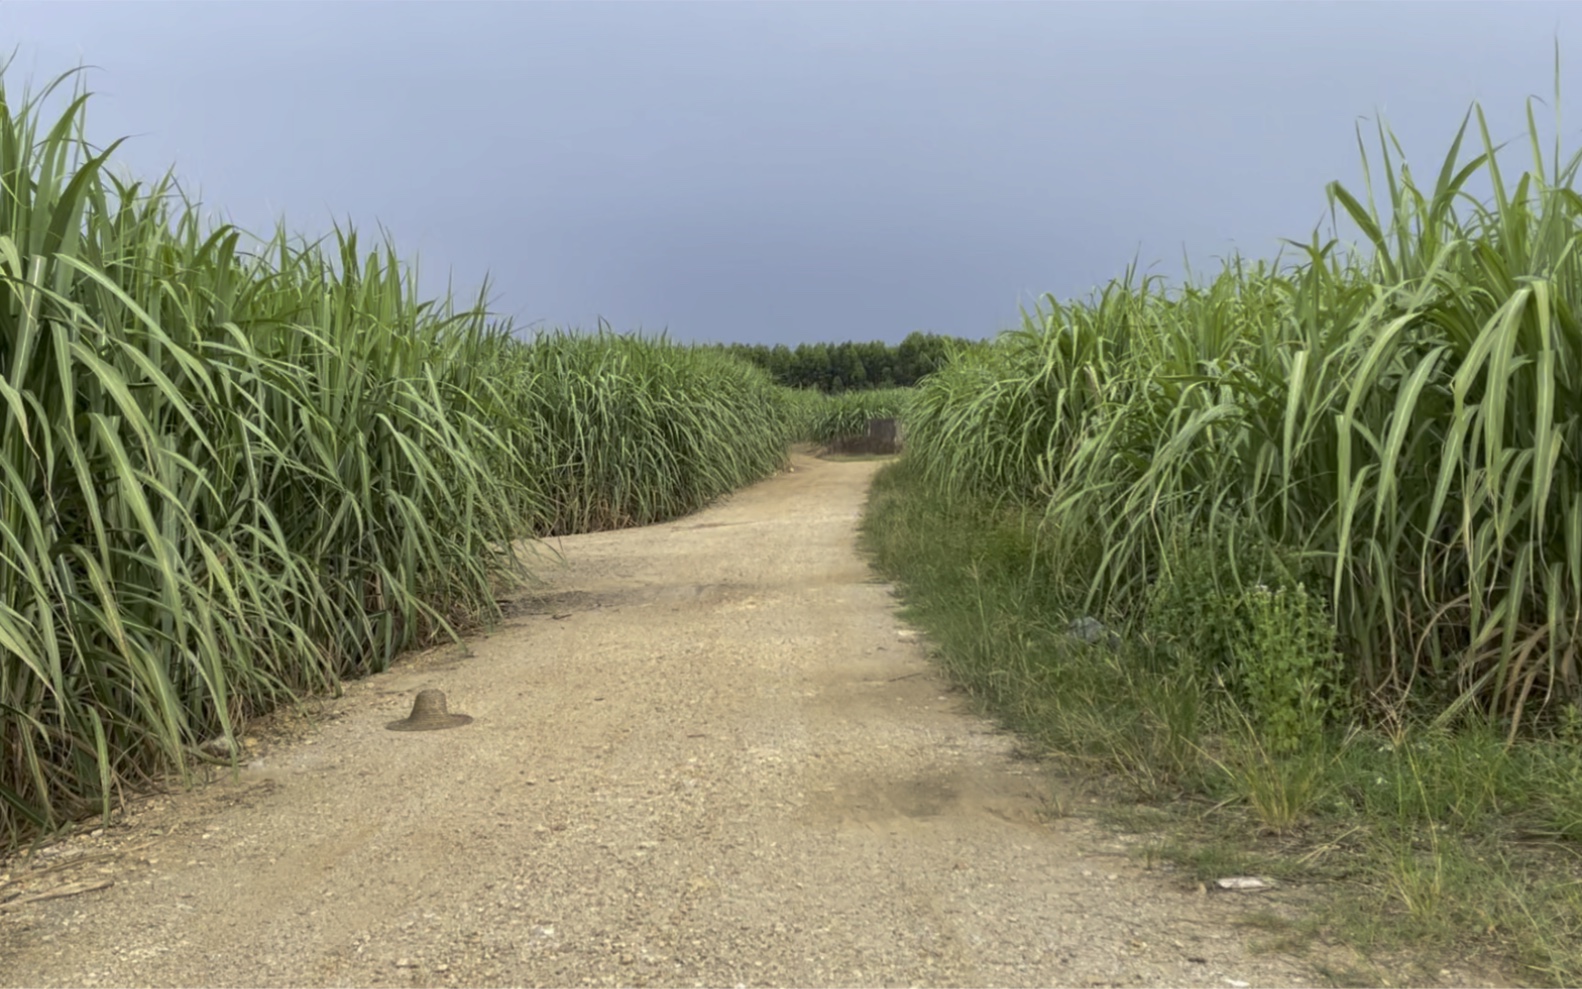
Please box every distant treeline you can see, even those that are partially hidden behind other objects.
[711,332,974,392]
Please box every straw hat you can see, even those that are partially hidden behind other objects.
[386,689,473,731]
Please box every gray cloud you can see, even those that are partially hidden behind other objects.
[4,1,1580,343]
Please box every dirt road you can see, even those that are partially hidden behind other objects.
[0,453,1320,988]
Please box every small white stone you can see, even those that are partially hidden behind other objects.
[1216,877,1269,891]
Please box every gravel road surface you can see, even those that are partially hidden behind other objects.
[1,453,1342,987]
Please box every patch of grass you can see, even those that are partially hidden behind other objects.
[1212,730,1340,835]
[1139,836,1267,885]
[861,458,1582,984]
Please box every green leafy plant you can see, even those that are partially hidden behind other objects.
[1233,582,1344,754]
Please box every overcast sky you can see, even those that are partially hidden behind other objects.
[5,2,1582,344]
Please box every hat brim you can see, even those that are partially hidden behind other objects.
[385,713,474,732]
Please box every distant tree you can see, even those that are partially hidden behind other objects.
[840,348,866,391]
[896,331,954,385]
[768,344,793,382]
[710,332,981,392]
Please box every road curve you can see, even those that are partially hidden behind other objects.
[0,453,1317,988]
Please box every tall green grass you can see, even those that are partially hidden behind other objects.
[862,465,1582,983]
[905,94,1582,730]
[870,77,1582,987]
[0,69,794,844]
[798,387,914,446]
[873,468,1582,981]
[497,327,796,534]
